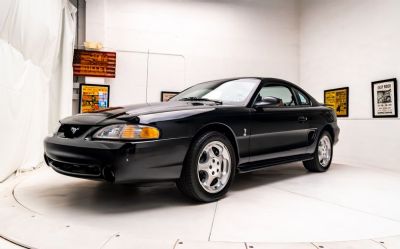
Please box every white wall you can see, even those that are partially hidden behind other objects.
[86,0,400,171]
[300,0,400,171]
[85,0,300,105]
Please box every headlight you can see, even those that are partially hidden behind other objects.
[93,124,160,140]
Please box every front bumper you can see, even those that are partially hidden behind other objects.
[44,136,191,183]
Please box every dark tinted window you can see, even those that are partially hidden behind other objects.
[294,89,311,106]
[171,78,260,105]
[257,85,296,106]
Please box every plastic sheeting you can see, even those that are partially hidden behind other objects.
[0,0,76,181]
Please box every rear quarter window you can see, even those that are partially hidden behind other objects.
[294,89,311,106]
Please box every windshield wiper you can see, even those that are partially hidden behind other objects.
[179,97,222,105]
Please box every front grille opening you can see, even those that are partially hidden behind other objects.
[51,160,101,177]
[58,125,91,138]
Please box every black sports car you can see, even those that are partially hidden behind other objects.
[44,77,339,202]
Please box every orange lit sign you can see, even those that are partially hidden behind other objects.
[73,49,116,78]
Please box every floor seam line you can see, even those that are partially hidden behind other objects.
[208,201,218,242]
[371,239,388,249]
[269,185,400,224]
[0,171,17,184]
[172,239,180,249]
[310,242,320,249]
[12,180,42,215]
[0,235,30,249]
[99,232,119,249]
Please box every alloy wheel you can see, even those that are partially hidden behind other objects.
[197,141,232,193]
[318,135,332,167]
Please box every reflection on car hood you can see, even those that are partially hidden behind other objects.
[61,101,221,125]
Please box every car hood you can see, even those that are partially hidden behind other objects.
[61,101,222,125]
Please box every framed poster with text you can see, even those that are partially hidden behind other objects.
[73,49,116,78]
[161,91,179,102]
[371,78,398,118]
[79,84,110,113]
[324,87,349,117]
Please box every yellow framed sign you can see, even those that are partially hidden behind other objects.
[79,84,110,113]
[324,87,349,117]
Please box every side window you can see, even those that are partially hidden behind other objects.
[258,85,296,107]
[294,89,311,106]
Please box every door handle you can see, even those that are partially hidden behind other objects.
[298,116,308,123]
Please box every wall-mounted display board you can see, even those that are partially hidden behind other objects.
[324,87,349,117]
[79,84,110,113]
[372,78,398,118]
[161,91,179,102]
[73,49,116,78]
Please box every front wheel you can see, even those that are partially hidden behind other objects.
[177,131,236,202]
[303,131,333,172]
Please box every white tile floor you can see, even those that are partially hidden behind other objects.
[0,237,25,249]
[1,163,400,248]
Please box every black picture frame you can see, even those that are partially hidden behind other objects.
[79,83,110,113]
[324,87,349,117]
[161,91,179,102]
[371,78,398,118]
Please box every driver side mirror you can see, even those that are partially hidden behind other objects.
[254,96,283,109]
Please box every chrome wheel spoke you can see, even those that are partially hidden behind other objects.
[318,135,332,167]
[221,158,228,173]
[198,161,210,171]
[198,151,210,171]
[197,140,231,194]
[204,174,216,188]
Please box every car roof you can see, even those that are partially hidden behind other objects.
[186,77,321,106]
[215,77,295,84]
[213,77,320,106]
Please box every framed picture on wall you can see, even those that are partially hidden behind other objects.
[79,84,110,113]
[371,78,398,118]
[161,91,179,102]
[324,87,349,117]
[73,49,116,78]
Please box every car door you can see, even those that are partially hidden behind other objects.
[292,87,326,154]
[249,82,311,162]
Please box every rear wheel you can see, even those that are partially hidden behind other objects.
[303,131,333,172]
[177,131,236,202]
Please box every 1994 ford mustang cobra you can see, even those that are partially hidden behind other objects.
[44,77,339,202]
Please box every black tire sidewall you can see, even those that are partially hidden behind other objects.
[186,132,236,202]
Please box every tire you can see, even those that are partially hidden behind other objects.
[303,131,333,172]
[177,131,236,202]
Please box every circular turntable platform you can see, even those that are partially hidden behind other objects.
[2,163,400,248]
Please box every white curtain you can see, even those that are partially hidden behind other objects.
[0,0,76,181]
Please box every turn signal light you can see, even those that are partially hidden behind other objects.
[121,125,136,139]
[140,126,160,139]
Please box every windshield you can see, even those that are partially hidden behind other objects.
[171,78,260,105]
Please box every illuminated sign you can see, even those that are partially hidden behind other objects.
[73,49,116,78]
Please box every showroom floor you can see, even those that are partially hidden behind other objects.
[1,163,400,249]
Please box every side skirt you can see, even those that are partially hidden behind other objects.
[237,154,314,173]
